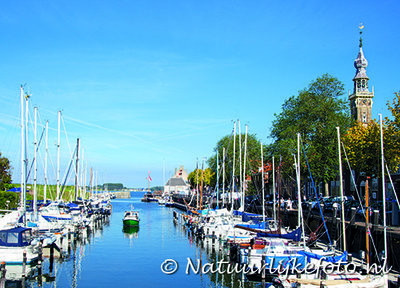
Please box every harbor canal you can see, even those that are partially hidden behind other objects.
[16,193,261,288]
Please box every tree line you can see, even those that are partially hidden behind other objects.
[196,74,400,199]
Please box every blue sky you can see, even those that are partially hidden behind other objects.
[0,0,399,188]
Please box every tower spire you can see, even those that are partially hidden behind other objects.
[349,24,374,124]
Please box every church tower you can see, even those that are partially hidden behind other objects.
[349,27,374,123]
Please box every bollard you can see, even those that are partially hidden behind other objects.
[212,231,215,246]
[373,210,379,226]
[49,245,54,273]
[0,261,6,288]
[261,254,266,280]
[22,250,27,277]
[351,207,356,226]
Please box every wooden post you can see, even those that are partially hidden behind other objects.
[366,176,370,266]
[0,261,6,288]
[261,254,266,280]
[22,250,27,277]
[351,207,356,226]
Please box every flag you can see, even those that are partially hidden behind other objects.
[148,171,152,182]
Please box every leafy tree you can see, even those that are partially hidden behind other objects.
[0,152,12,191]
[207,132,266,195]
[0,192,19,209]
[187,168,214,190]
[268,74,351,196]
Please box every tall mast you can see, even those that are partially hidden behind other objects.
[163,159,165,195]
[231,121,236,210]
[74,138,80,202]
[242,125,248,211]
[56,110,61,200]
[24,93,29,211]
[297,133,301,229]
[90,167,93,199]
[196,158,199,208]
[379,114,387,268]
[272,156,276,224]
[33,107,38,220]
[20,86,26,213]
[44,120,48,203]
[216,150,219,209]
[84,162,87,199]
[200,159,204,210]
[222,148,225,208]
[337,127,346,251]
[238,120,242,209]
[80,148,84,199]
[261,142,265,223]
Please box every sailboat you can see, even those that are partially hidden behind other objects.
[273,128,389,288]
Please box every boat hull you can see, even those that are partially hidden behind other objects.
[123,219,139,227]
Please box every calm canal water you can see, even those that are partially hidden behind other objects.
[21,193,263,288]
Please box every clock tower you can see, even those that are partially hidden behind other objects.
[349,28,374,123]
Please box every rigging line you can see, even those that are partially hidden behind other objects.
[25,125,46,182]
[213,128,234,192]
[61,112,73,157]
[340,140,380,258]
[60,145,77,199]
[385,162,400,210]
[300,136,332,245]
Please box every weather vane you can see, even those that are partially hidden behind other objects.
[358,23,364,48]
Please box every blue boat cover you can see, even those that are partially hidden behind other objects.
[256,227,302,242]
[297,251,348,264]
[0,227,32,247]
[66,202,80,210]
[236,222,269,230]
[242,212,272,223]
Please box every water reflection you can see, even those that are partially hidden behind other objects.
[2,198,266,288]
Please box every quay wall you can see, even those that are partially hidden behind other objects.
[113,191,131,199]
[171,194,400,272]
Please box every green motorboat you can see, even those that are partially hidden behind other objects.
[123,210,140,227]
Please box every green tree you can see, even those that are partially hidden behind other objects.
[0,152,12,191]
[269,74,351,196]
[188,168,214,191]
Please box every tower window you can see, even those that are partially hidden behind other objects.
[362,112,367,123]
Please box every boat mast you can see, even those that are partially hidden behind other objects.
[200,159,204,210]
[24,92,29,212]
[242,125,248,212]
[379,114,387,268]
[238,120,242,210]
[20,86,26,216]
[33,107,38,220]
[74,138,80,202]
[272,156,276,225]
[231,121,236,211]
[216,150,219,209]
[297,133,301,230]
[56,110,61,201]
[222,147,225,208]
[261,142,265,224]
[196,158,199,208]
[337,127,346,252]
[366,176,370,266]
[44,120,48,203]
